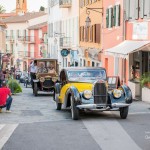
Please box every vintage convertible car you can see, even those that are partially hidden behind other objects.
[33,58,59,96]
[54,67,132,120]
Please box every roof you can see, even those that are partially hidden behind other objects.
[3,12,46,23]
[0,21,7,28]
[28,22,47,30]
[105,40,150,58]
[0,13,16,18]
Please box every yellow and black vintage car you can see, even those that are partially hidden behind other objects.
[32,58,59,96]
[54,67,132,120]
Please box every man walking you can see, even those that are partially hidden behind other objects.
[0,81,13,113]
[30,61,37,88]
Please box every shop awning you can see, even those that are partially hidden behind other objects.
[105,40,150,58]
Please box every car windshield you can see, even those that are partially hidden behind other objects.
[67,69,106,82]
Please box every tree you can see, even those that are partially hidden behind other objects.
[39,6,45,12]
[0,5,6,14]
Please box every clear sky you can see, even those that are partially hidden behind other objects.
[0,0,47,13]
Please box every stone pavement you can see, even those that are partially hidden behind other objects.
[0,84,71,124]
[0,83,150,124]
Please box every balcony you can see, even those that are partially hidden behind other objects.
[6,36,15,43]
[59,0,72,8]
[18,36,35,44]
[60,37,71,48]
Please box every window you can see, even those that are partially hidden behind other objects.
[106,4,120,28]
[95,24,100,43]
[125,0,150,20]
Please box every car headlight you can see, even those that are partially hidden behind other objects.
[83,90,92,100]
[52,77,58,82]
[113,89,122,99]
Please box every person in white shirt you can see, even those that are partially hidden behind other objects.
[30,61,37,88]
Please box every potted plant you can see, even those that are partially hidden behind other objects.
[7,79,22,94]
[140,72,150,88]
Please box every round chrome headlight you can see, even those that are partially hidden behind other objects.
[113,89,122,99]
[83,90,92,100]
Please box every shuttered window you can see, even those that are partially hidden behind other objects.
[106,7,114,28]
[95,24,100,43]
[82,26,84,41]
[80,27,82,41]
[125,0,150,20]
[143,0,150,18]
[90,26,93,42]
[106,8,109,28]
[114,4,121,27]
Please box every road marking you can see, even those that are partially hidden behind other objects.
[0,124,18,150]
[129,112,150,115]
[82,113,141,150]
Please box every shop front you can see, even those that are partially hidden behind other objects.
[106,40,150,102]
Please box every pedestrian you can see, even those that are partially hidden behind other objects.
[0,81,13,113]
[0,70,4,87]
[30,61,37,88]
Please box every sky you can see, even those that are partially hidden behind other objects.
[0,0,47,13]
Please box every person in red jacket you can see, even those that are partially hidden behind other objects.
[0,81,12,113]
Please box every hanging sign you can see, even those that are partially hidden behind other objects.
[61,49,69,57]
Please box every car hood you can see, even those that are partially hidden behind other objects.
[69,82,93,92]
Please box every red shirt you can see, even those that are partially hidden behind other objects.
[0,87,11,106]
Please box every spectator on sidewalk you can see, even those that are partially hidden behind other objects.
[0,70,4,87]
[0,81,13,113]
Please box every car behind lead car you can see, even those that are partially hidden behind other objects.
[54,67,132,120]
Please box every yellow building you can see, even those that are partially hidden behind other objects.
[79,0,103,67]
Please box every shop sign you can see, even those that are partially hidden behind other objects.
[132,22,148,40]
[61,49,69,57]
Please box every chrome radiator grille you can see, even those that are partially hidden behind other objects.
[94,82,107,104]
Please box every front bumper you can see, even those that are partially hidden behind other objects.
[76,103,130,110]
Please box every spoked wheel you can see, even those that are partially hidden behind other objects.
[34,83,38,96]
[120,106,129,119]
[70,95,79,120]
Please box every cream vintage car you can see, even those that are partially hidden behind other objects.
[32,58,59,96]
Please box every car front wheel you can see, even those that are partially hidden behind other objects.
[71,96,79,120]
[120,106,129,119]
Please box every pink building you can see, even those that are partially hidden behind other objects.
[103,0,150,101]
[102,0,127,84]
[28,22,48,65]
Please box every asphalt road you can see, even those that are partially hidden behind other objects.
[0,84,150,150]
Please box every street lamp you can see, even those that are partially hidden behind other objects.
[85,15,91,28]
[85,7,103,28]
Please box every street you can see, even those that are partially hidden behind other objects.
[0,85,150,150]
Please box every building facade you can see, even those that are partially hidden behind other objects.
[102,0,125,81]
[28,22,48,61]
[48,0,84,70]
[3,12,48,71]
[79,0,102,67]
[103,0,150,101]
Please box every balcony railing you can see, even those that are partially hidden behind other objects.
[59,0,72,8]
[18,36,35,43]
[6,36,15,43]
[60,37,71,48]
